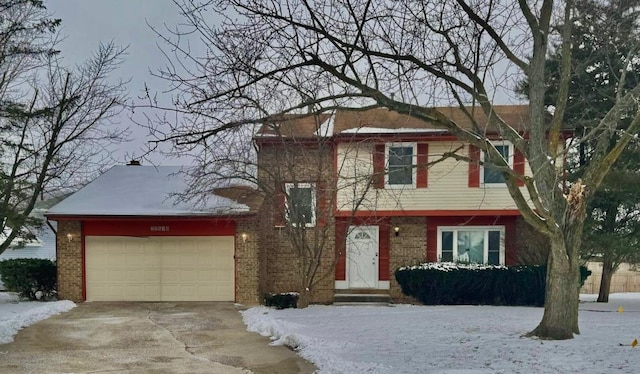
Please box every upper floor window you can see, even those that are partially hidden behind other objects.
[481,142,513,185]
[386,143,416,187]
[285,183,316,227]
[437,226,505,265]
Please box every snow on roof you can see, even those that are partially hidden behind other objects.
[48,166,250,217]
[339,127,447,134]
[314,112,335,137]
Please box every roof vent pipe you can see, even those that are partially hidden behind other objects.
[127,160,141,166]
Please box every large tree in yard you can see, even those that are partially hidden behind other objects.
[0,0,128,253]
[149,0,640,339]
[528,0,640,303]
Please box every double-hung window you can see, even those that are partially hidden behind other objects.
[285,183,316,227]
[438,226,505,265]
[386,143,416,187]
[481,142,513,185]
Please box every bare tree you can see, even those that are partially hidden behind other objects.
[160,110,384,307]
[0,1,128,253]
[147,0,640,339]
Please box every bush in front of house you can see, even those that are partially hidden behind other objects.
[0,259,57,300]
[264,292,299,309]
[395,262,591,307]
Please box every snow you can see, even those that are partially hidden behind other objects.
[315,113,335,137]
[0,293,75,344]
[340,127,446,134]
[399,262,507,271]
[48,165,249,216]
[243,293,640,373]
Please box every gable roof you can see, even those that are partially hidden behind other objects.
[255,105,530,139]
[47,166,251,217]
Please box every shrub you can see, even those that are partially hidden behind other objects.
[264,292,299,309]
[0,259,57,300]
[395,262,591,307]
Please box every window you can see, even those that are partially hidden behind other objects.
[481,142,513,185]
[285,183,316,227]
[438,226,505,265]
[386,143,416,187]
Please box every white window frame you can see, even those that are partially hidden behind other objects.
[480,141,513,186]
[436,226,506,265]
[285,183,316,227]
[385,142,417,188]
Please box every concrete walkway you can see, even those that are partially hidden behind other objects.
[0,302,316,373]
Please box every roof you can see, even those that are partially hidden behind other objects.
[47,166,250,217]
[255,105,530,138]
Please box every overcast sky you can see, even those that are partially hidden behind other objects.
[46,0,189,165]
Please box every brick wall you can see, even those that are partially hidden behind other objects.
[389,217,427,302]
[56,220,83,302]
[256,141,336,304]
[235,217,261,305]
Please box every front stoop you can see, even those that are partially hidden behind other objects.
[333,290,393,306]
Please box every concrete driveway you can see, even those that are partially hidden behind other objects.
[0,302,316,373]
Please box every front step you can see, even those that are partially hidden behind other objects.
[333,293,393,306]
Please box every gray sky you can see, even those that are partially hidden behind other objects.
[46,0,188,165]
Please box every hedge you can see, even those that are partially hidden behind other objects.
[0,259,57,300]
[395,262,591,306]
[264,292,299,309]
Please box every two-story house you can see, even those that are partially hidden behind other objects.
[255,105,541,303]
[48,105,543,305]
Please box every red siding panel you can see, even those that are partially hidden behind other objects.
[416,143,429,188]
[335,220,347,281]
[468,144,480,187]
[373,144,386,189]
[379,223,390,281]
[83,219,236,236]
[426,216,518,265]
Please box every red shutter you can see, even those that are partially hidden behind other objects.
[335,220,347,281]
[417,143,429,188]
[274,183,286,227]
[379,223,390,281]
[468,145,480,188]
[373,144,385,189]
[514,149,525,187]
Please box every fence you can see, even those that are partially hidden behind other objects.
[580,262,640,294]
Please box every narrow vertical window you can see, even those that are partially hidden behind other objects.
[385,143,416,187]
[285,183,316,227]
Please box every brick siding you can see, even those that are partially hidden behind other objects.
[256,141,336,304]
[56,220,83,302]
[389,217,427,302]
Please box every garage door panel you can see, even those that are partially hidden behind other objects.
[85,236,234,301]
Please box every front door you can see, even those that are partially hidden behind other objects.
[347,226,379,288]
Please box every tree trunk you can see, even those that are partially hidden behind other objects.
[297,289,311,308]
[597,258,616,303]
[527,239,580,340]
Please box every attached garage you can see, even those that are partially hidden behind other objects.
[85,236,234,301]
[46,165,259,303]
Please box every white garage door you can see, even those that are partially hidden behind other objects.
[85,236,234,301]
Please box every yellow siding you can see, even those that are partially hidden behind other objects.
[336,141,533,213]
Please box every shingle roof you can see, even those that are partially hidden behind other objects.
[255,105,530,138]
[47,166,251,217]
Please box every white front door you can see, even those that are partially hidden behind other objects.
[347,226,379,288]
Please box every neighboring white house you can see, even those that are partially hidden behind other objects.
[0,198,62,290]
[0,213,56,261]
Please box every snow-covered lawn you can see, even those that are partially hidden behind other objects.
[0,292,75,344]
[243,293,640,373]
